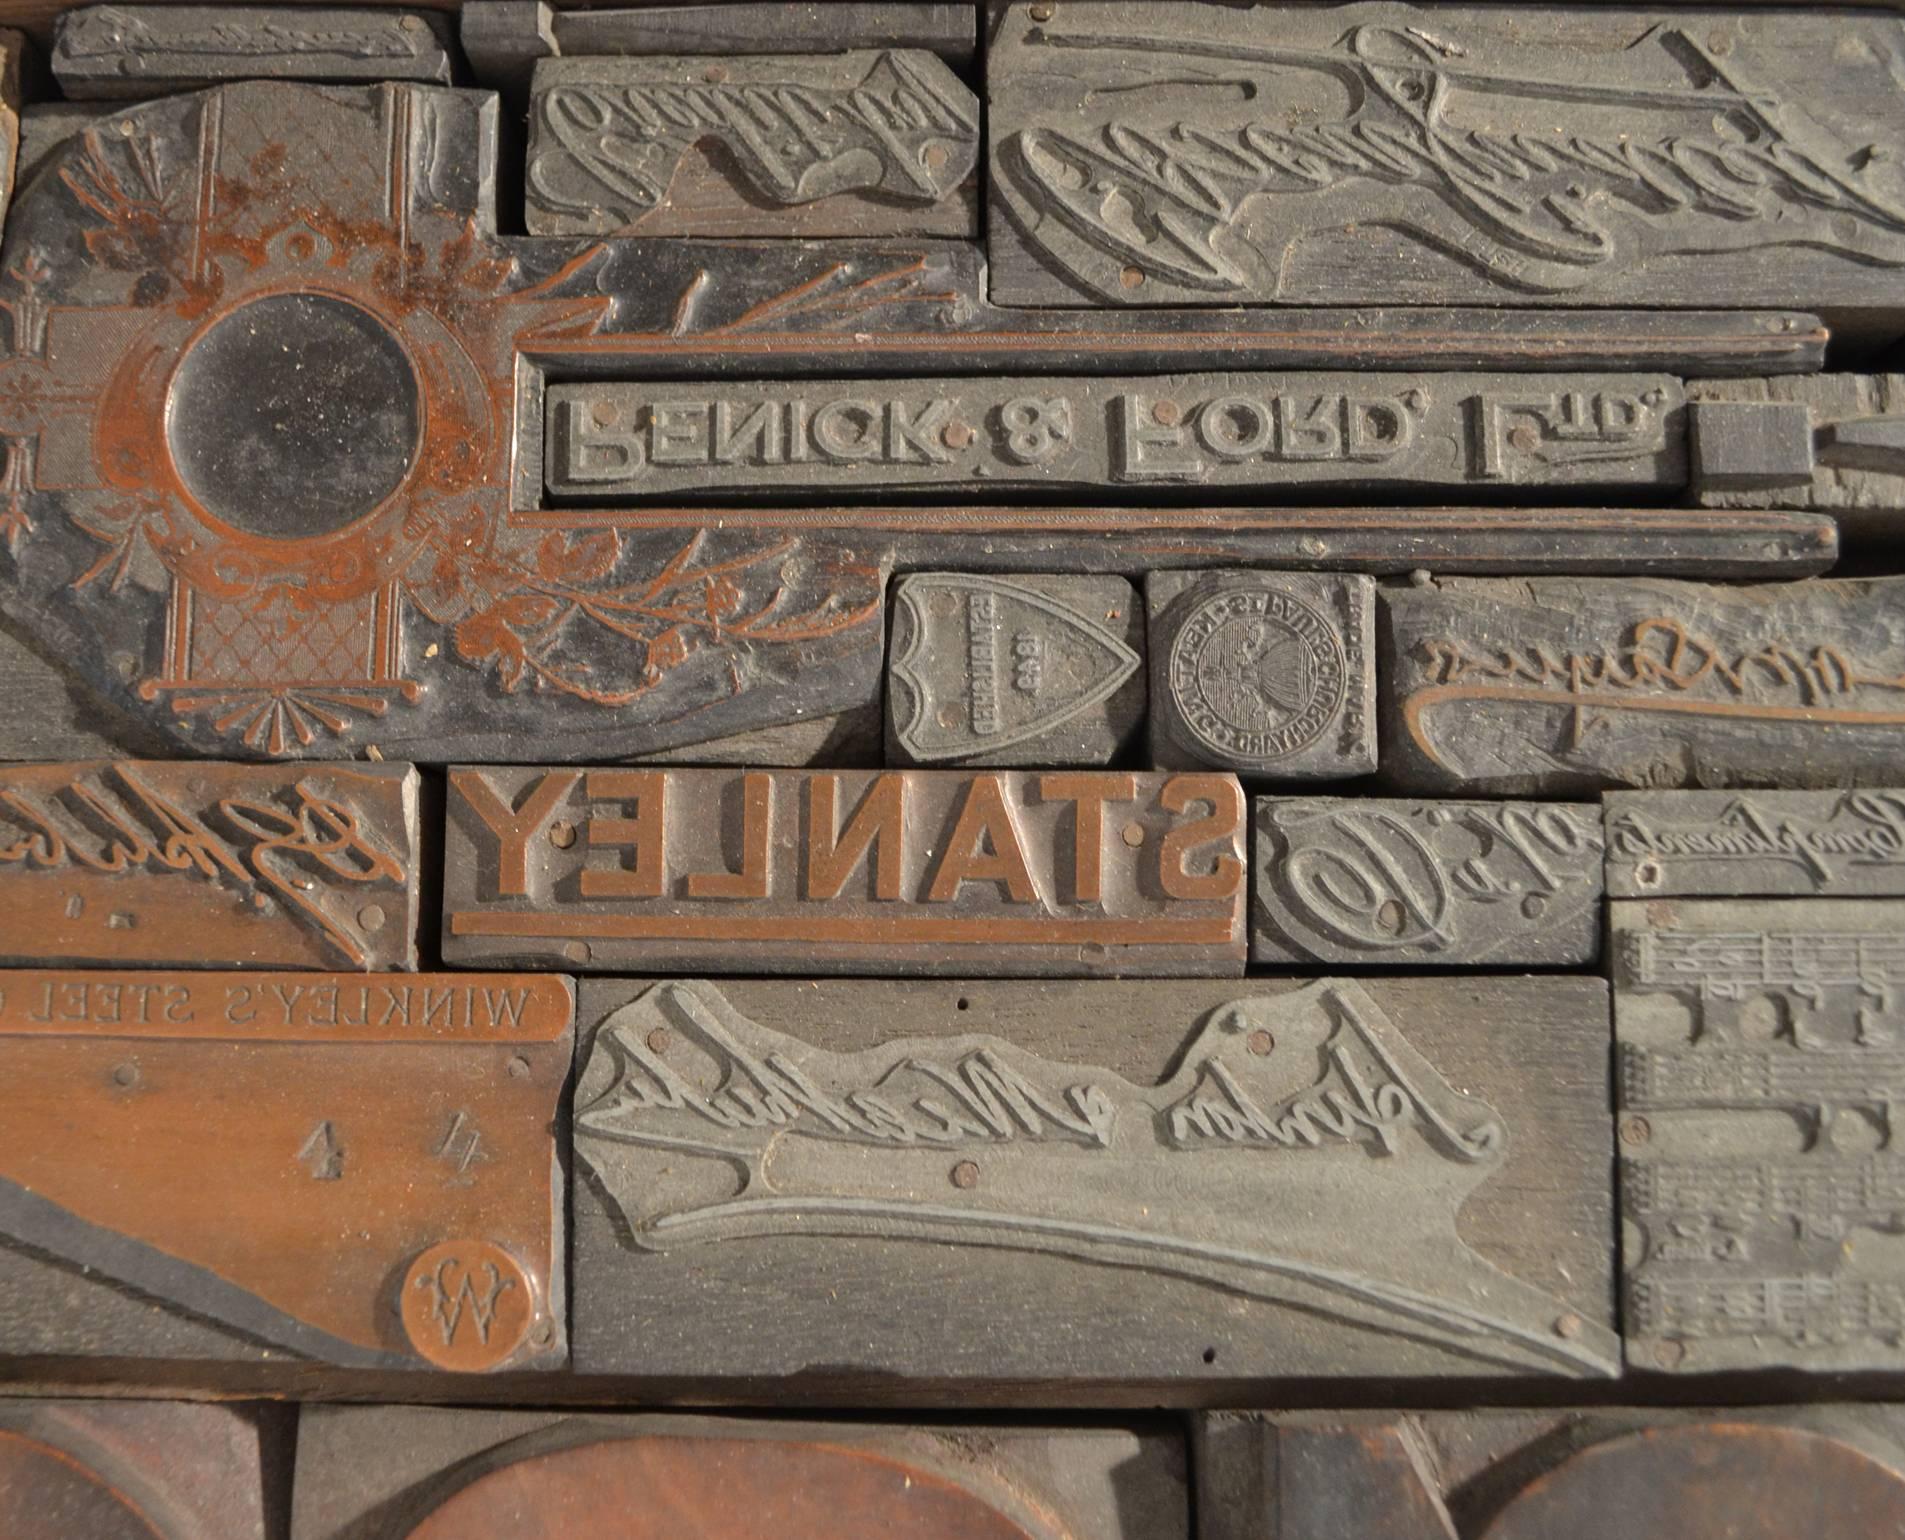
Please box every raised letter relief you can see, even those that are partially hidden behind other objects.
[988,2,1905,330]
[572,977,1619,1379]
[1606,789,1905,898]
[1616,899,1905,1373]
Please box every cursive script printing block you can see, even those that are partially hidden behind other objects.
[568,974,1615,1387]
[0,970,572,1374]
[0,760,420,970]
[1605,788,1905,898]
[443,766,1247,976]
[1253,796,1603,966]
[1379,576,1905,795]
[987,3,1905,342]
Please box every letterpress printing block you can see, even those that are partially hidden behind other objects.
[527,53,979,239]
[1196,1407,1905,1539]
[1253,797,1602,967]
[443,766,1246,977]
[0,30,23,228]
[887,573,1142,767]
[1614,899,1905,1373]
[569,975,1616,1386]
[1148,572,1375,781]
[1691,375,1905,540]
[292,1406,1188,1538]
[52,5,455,98]
[1379,576,1905,796]
[0,1400,267,1539]
[16,101,113,193]
[547,372,1687,500]
[988,4,1905,341]
[0,760,420,969]
[1606,789,1905,899]
[0,970,571,1374]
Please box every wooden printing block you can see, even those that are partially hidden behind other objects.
[442,766,1247,977]
[0,970,571,1374]
[568,975,1616,1388]
[986,3,1905,342]
[886,573,1144,768]
[51,5,455,98]
[1378,575,1905,795]
[545,372,1688,499]
[0,760,421,969]
[0,1399,267,1540]
[1605,788,1905,898]
[1690,374,1905,540]
[1148,571,1375,781]
[1252,797,1602,967]
[526,52,979,238]
[292,1405,1189,1538]
[1614,898,1905,1374]
[1194,1406,1905,1539]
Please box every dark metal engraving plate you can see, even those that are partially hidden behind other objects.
[443,767,1247,976]
[547,373,1687,499]
[1380,576,1905,795]
[0,760,420,969]
[0,970,572,1373]
[1149,571,1375,779]
[988,2,1905,339]
[526,53,979,238]
[570,975,1616,1385]
[52,4,455,98]
[1605,788,1905,898]
[1616,898,1905,1373]
[888,573,1143,767]
[1253,797,1602,966]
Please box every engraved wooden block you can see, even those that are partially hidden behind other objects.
[1614,898,1905,1374]
[526,52,979,239]
[16,101,112,193]
[0,29,22,230]
[1379,576,1905,796]
[569,975,1616,1387]
[1691,374,1905,540]
[0,1399,267,1540]
[443,767,1247,976]
[1196,1407,1905,1540]
[547,373,1688,500]
[293,1405,1188,1539]
[0,760,420,969]
[1606,789,1905,899]
[52,5,455,98]
[887,573,1143,767]
[1253,797,1602,967]
[0,970,571,1374]
[987,3,1905,341]
[1148,571,1375,781]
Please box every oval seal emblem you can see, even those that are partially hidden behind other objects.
[1167,586,1347,766]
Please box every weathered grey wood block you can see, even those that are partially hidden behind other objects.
[526,52,979,239]
[545,373,1687,500]
[1253,797,1602,967]
[1615,898,1905,1374]
[1606,789,1905,898]
[987,3,1905,341]
[887,573,1143,767]
[443,767,1247,976]
[293,1405,1188,1538]
[1379,576,1905,796]
[570,975,1617,1388]
[1196,1406,1905,1540]
[1691,374,1905,541]
[16,101,113,194]
[51,5,455,98]
[1149,571,1375,781]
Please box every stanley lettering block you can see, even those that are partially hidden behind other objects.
[444,767,1247,976]
[0,971,572,1374]
[0,760,420,970]
[570,975,1616,1387]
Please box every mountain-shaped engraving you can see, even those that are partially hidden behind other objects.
[891,575,1141,762]
[575,979,1616,1376]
